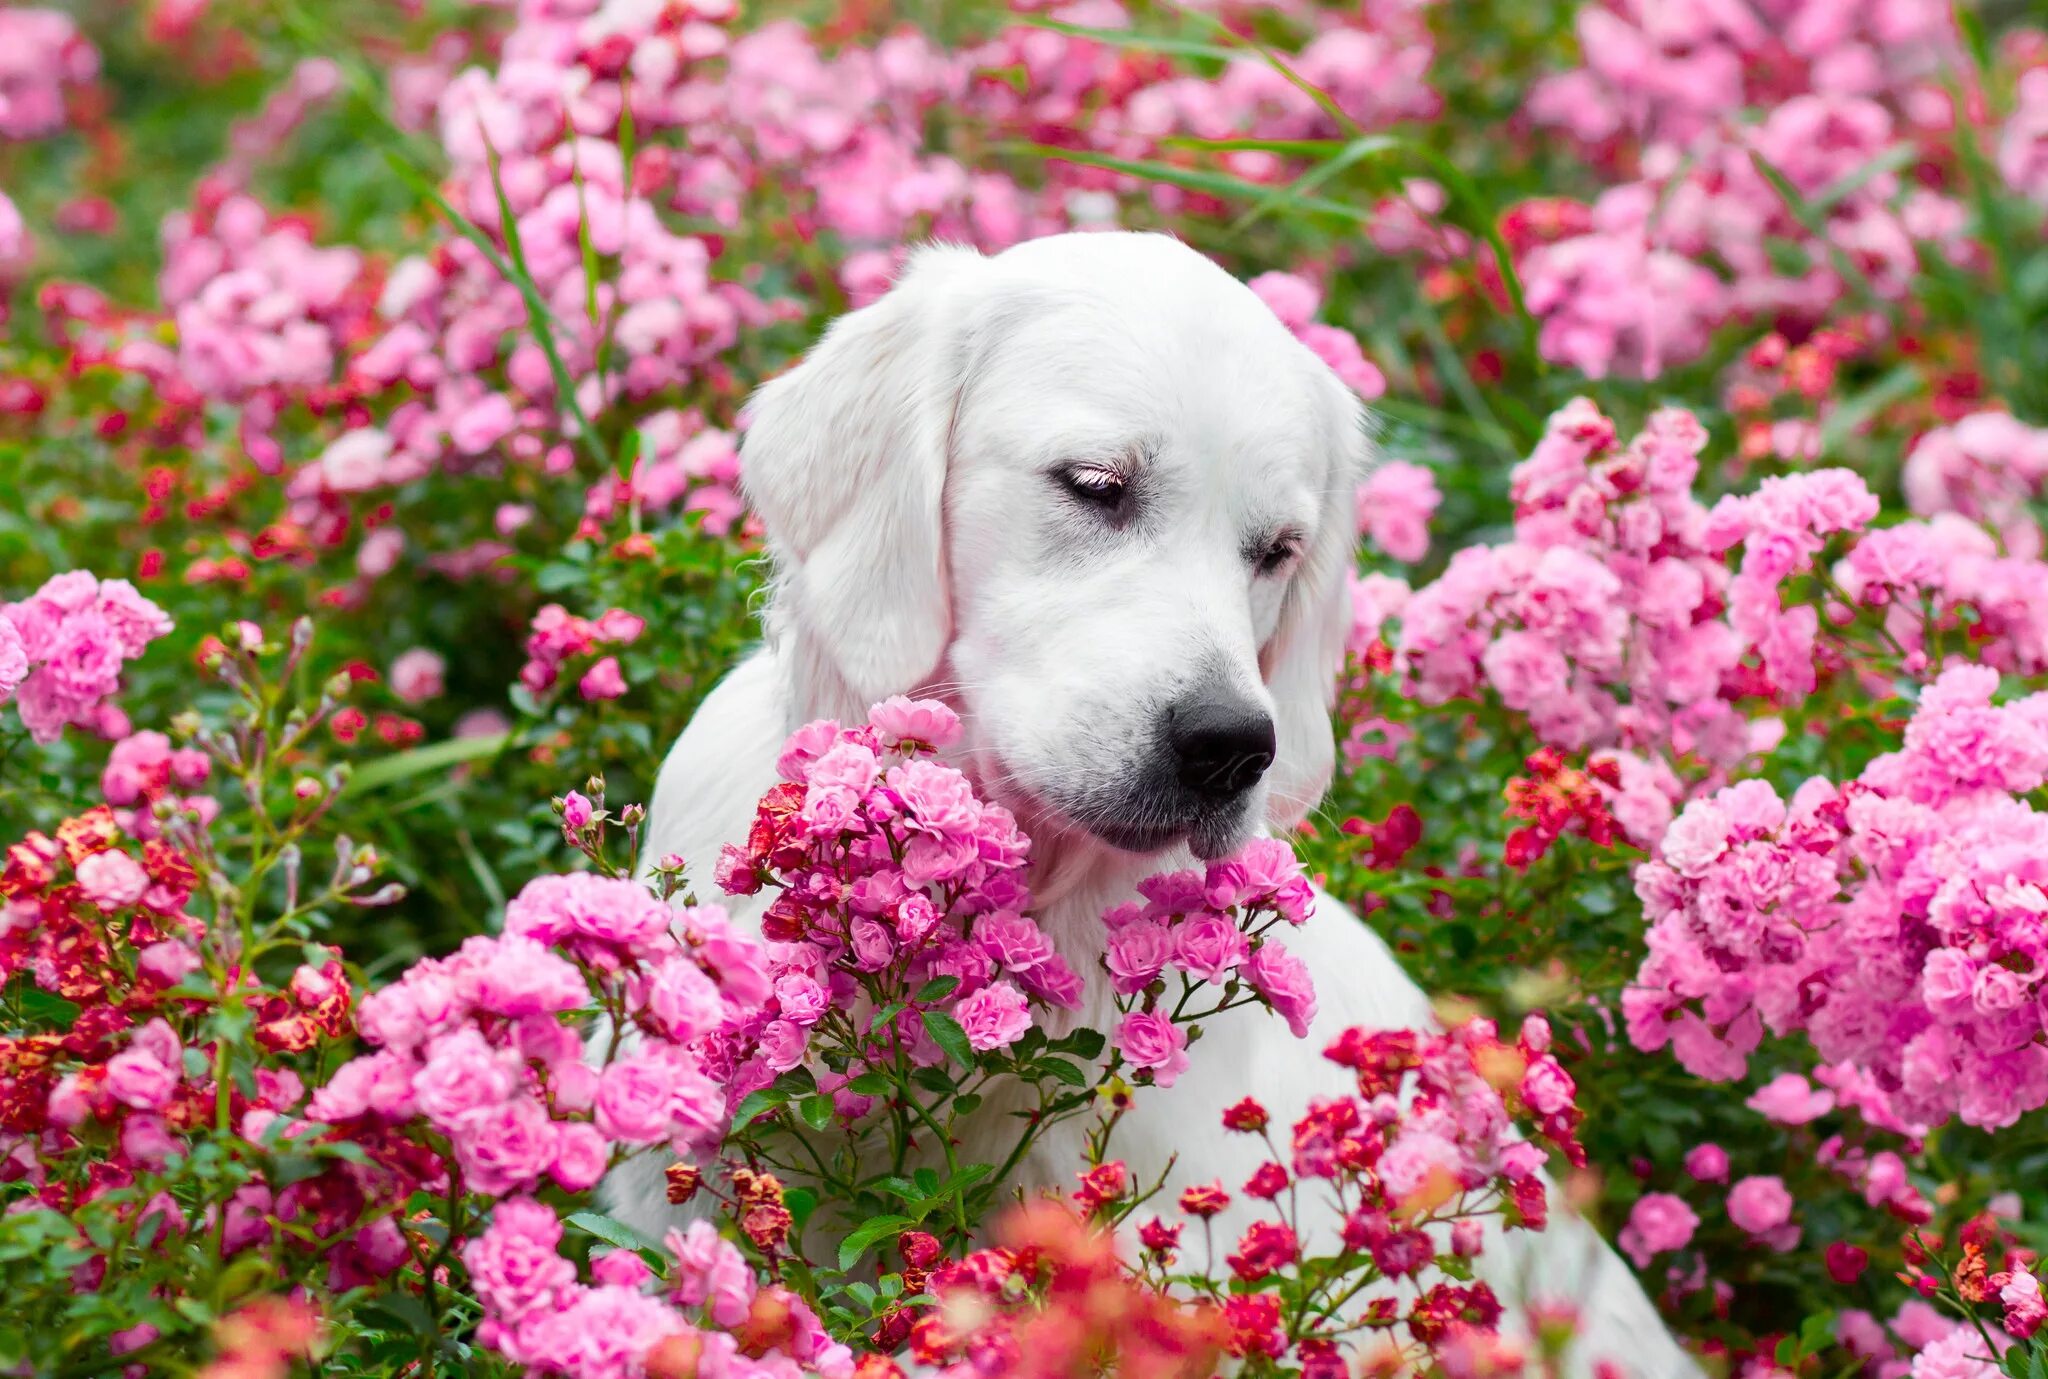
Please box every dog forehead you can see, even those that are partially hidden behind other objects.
[959,252,1330,481]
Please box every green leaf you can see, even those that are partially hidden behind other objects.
[1011,15,1237,63]
[1004,144,1369,221]
[345,733,512,794]
[785,1187,818,1229]
[1060,1028,1107,1061]
[838,1214,918,1272]
[914,975,961,1003]
[566,1211,667,1257]
[846,1071,894,1096]
[953,1093,982,1116]
[1036,1058,1088,1088]
[1230,134,1400,234]
[728,1088,787,1132]
[921,1011,975,1068]
[16,987,79,1030]
[1818,363,1922,455]
[799,1094,835,1131]
[363,1290,437,1336]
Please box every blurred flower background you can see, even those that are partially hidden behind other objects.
[6,0,2048,1375]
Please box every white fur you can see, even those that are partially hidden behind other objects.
[624,232,1701,1379]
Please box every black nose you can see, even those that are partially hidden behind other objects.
[1168,698,1277,800]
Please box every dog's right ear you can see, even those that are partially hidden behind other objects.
[740,244,986,718]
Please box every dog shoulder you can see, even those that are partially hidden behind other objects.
[643,649,791,907]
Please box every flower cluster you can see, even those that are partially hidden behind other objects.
[462,1197,852,1379]
[520,603,647,699]
[314,874,769,1196]
[1516,0,1972,377]
[1102,836,1319,1055]
[0,806,392,1293]
[1383,400,1879,800]
[1627,663,2048,1134]
[0,7,98,141]
[1903,412,2048,559]
[710,696,1064,1104]
[1,570,173,742]
[905,1201,1228,1379]
[1180,1019,1579,1372]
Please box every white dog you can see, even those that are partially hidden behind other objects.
[625,231,1700,1378]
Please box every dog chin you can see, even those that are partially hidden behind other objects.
[1082,807,1252,861]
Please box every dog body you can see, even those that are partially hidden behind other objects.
[624,233,1701,1378]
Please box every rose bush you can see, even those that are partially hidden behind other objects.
[6,0,2048,1375]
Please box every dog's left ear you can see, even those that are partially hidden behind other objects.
[1261,384,1369,831]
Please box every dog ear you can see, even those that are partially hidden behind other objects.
[740,244,986,717]
[1261,384,1370,831]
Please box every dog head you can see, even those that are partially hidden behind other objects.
[742,231,1368,860]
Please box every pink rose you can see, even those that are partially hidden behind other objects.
[1618,1193,1699,1268]
[462,1197,576,1323]
[550,1122,609,1193]
[1745,1073,1835,1125]
[455,1095,560,1196]
[578,655,628,701]
[868,695,961,748]
[77,849,148,909]
[1243,943,1318,1039]
[1105,921,1174,995]
[1173,913,1249,983]
[1727,1175,1793,1235]
[667,1220,755,1327]
[413,1029,517,1129]
[1684,1143,1729,1183]
[389,647,446,704]
[952,979,1032,1052]
[595,1055,679,1145]
[1117,1011,1190,1088]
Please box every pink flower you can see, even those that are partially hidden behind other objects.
[578,655,628,701]
[454,1095,560,1196]
[1358,461,1441,563]
[1106,921,1174,995]
[952,979,1032,1052]
[667,1220,754,1328]
[868,695,960,748]
[413,1028,517,1128]
[550,1123,609,1193]
[463,1197,577,1324]
[1117,1011,1190,1088]
[1684,1143,1730,1183]
[1248,271,1320,331]
[1726,1175,1793,1235]
[1243,943,1318,1039]
[1173,913,1249,983]
[465,935,590,1017]
[1745,1072,1836,1125]
[1618,1193,1699,1268]
[105,1027,181,1111]
[389,648,446,704]
[648,956,726,1041]
[595,1054,683,1145]
[2002,1269,2047,1341]
[76,849,148,909]
[0,615,25,704]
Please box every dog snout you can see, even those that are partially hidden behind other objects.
[1167,694,1276,800]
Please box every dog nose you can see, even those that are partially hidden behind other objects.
[1168,697,1277,799]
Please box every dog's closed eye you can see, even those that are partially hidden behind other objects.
[1053,461,1135,523]
[1252,529,1304,576]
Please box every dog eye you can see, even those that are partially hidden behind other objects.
[1256,536,1300,575]
[1055,464,1129,513]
